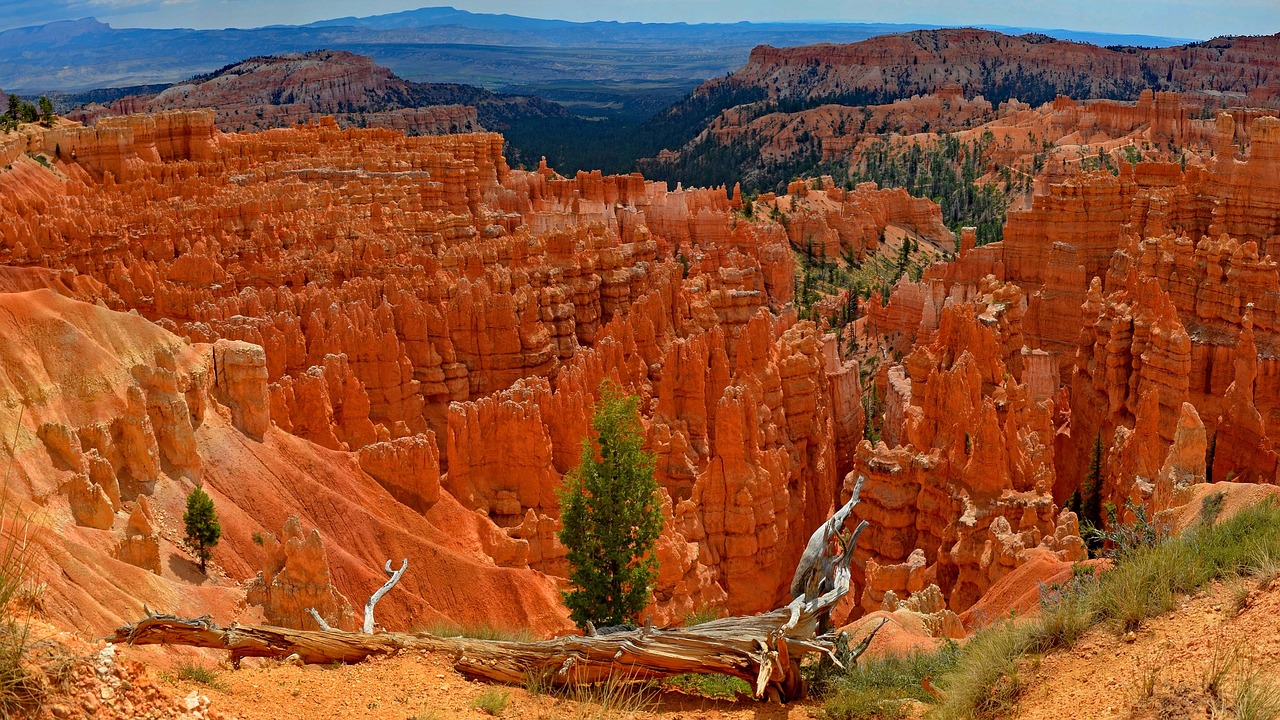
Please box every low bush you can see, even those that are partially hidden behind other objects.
[666,672,749,700]
[173,661,225,691]
[470,689,508,716]
[820,644,960,719]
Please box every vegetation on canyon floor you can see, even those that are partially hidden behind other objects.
[842,132,1013,247]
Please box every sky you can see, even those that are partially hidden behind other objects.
[0,0,1277,39]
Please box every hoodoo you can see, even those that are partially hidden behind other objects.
[0,7,1278,719]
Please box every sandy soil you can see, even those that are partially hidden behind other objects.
[1014,578,1280,720]
[131,646,820,720]
[101,567,1279,719]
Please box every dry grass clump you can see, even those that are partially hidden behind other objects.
[470,689,509,716]
[172,661,226,691]
[932,500,1280,719]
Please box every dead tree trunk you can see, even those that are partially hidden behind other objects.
[111,478,872,702]
[364,558,407,633]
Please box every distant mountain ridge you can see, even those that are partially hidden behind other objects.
[0,8,1196,94]
[72,50,570,136]
[639,27,1280,191]
[720,29,1280,107]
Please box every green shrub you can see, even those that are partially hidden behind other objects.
[174,661,225,691]
[1084,499,1168,560]
[558,380,663,628]
[666,673,750,700]
[183,486,221,573]
[1199,491,1227,525]
[470,689,509,716]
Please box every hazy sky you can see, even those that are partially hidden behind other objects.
[1,0,1277,39]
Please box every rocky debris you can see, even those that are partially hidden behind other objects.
[36,642,226,720]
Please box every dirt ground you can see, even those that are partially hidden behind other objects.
[1014,578,1280,720]
[93,575,1279,720]
[129,646,820,720]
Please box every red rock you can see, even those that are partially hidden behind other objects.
[213,340,270,440]
[115,498,162,575]
[723,31,1280,108]
[357,434,442,514]
[245,516,357,631]
[1212,310,1280,483]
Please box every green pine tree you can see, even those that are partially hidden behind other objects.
[557,380,663,628]
[1082,433,1105,533]
[183,486,222,573]
[37,96,53,128]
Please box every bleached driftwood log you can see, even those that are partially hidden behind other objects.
[364,558,407,633]
[112,478,873,702]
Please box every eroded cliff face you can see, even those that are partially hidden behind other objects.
[845,113,1280,617]
[721,30,1280,107]
[0,112,881,630]
[3,96,1277,634]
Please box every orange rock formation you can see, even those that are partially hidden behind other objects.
[0,112,878,632]
[2,81,1277,638]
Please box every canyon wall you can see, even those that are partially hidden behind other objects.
[2,99,1277,636]
[850,113,1279,619]
[0,112,876,631]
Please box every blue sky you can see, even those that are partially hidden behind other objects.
[1,0,1277,39]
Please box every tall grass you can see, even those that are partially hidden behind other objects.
[819,644,960,719]
[0,410,40,717]
[1233,667,1280,720]
[416,622,534,642]
[933,499,1280,719]
[562,672,657,720]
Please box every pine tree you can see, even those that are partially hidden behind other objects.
[1205,431,1216,483]
[557,380,663,628]
[37,96,53,128]
[183,486,221,573]
[1082,433,1105,531]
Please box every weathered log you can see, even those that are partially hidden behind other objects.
[112,611,462,666]
[111,482,873,702]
